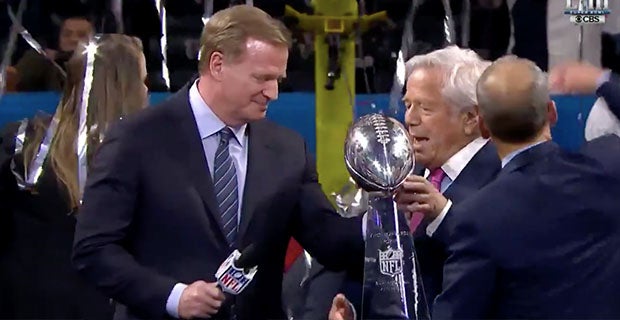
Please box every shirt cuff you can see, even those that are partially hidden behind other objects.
[426,199,452,237]
[166,283,188,318]
[596,70,612,90]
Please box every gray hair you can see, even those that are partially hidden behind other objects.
[405,46,490,113]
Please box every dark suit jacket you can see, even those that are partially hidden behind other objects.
[413,141,501,308]
[434,138,620,319]
[0,122,113,320]
[510,0,549,70]
[71,86,365,320]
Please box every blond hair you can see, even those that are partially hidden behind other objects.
[23,34,146,210]
[197,5,292,72]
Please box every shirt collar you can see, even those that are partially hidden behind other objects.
[423,137,489,180]
[501,140,546,168]
[189,81,247,145]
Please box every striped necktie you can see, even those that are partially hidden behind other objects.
[213,127,239,245]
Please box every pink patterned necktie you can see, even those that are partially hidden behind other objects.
[409,168,446,233]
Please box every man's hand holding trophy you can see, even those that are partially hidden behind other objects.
[396,175,449,221]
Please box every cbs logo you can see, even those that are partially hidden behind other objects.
[574,15,601,23]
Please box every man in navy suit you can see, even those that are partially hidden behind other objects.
[72,5,364,320]
[427,56,620,319]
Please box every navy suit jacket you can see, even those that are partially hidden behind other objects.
[413,141,501,308]
[434,137,620,319]
[71,86,364,320]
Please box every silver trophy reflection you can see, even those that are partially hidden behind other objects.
[345,113,430,320]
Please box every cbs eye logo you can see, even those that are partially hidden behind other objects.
[571,14,603,24]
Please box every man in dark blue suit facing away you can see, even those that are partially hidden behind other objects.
[428,56,620,319]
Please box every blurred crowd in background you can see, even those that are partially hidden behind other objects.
[1,0,619,93]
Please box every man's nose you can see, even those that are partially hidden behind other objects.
[405,107,421,127]
[263,80,279,101]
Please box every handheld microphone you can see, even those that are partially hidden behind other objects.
[215,244,259,295]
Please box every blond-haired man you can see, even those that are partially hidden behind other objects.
[73,5,365,320]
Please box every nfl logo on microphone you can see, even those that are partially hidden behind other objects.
[218,265,251,294]
[564,0,610,24]
[215,250,258,295]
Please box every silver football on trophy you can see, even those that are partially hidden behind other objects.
[344,113,414,192]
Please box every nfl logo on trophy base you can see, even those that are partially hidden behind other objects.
[379,248,404,277]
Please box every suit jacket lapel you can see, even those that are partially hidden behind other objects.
[444,141,501,203]
[168,86,227,243]
[238,121,276,238]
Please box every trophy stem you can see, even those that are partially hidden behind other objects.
[361,194,429,320]
[392,203,411,318]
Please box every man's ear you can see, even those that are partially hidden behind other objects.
[209,51,225,81]
[462,107,479,136]
[548,100,558,127]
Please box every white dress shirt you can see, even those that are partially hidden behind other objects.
[586,71,620,141]
[425,137,489,237]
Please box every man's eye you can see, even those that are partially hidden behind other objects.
[408,102,423,109]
